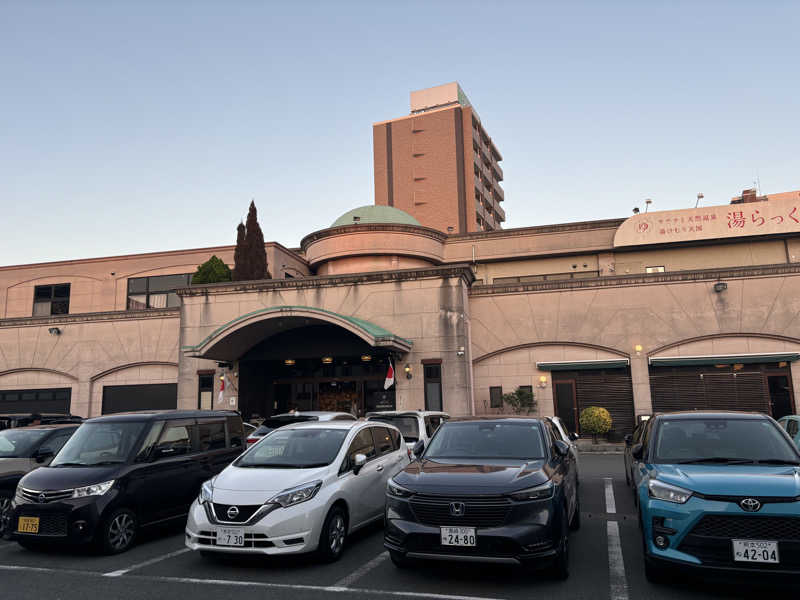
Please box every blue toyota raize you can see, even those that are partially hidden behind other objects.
[630,412,800,581]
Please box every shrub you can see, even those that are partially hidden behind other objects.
[502,386,537,415]
[192,255,232,285]
[579,406,612,443]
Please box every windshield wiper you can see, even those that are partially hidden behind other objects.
[674,457,754,465]
[51,462,87,467]
[85,460,125,466]
[239,463,310,468]
[755,459,800,465]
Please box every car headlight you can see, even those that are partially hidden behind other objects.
[199,479,214,505]
[387,478,414,498]
[648,479,692,504]
[510,480,554,501]
[72,480,115,498]
[268,481,322,508]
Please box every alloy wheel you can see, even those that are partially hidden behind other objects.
[108,513,135,551]
[329,514,345,555]
[0,496,10,535]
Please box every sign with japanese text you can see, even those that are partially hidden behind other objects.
[613,192,800,248]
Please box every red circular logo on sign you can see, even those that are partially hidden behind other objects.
[637,222,650,233]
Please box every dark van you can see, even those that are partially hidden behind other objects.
[10,410,244,554]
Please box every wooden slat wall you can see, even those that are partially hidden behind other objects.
[554,369,635,441]
[649,366,770,414]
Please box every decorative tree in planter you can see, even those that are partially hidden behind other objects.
[579,406,612,444]
[502,386,537,415]
[191,255,232,285]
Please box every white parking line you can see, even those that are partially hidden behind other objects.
[102,547,190,577]
[604,477,616,514]
[606,521,629,600]
[0,563,504,600]
[331,551,388,588]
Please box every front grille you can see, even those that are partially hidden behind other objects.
[197,530,274,548]
[15,512,67,537]
[212,504,261,523]
[679,515,800,569]
[409,495,512,528]
[690,515,800,540]
[20,488,73,503]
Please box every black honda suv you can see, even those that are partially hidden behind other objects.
[384,417,579,578]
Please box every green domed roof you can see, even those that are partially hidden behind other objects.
[331,205,421,228]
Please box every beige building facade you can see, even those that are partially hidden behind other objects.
[2,191,800,440]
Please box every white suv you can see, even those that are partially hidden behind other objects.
[366,411,449,454]
[185,420,410,561]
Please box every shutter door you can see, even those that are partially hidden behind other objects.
[555,369,635,441]
[0,388,71,414]
[650,367,770,414]
[102,383,177,414]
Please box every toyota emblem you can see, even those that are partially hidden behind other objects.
[38,493,47,504]
[448,502,465,517]
[226,506,240,520]
[739,498,762,512]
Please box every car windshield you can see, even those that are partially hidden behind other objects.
[0,429,51,458]
[51,421,147,466]
[368,416,419,442]
[653,418,800,464]
[235,428,348,468]
[424,421,546,461]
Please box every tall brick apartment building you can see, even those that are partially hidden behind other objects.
[373,82,505,234]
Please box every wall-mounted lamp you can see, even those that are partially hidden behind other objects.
[538,375,548,389]
[456,346,465,357]
[404,364,412,379]
[321,356,333,364]
[48,327,61,336]
[360,354,372,362]
[634,344,643,356]
[284,359,296,366]
[713,282,728,293]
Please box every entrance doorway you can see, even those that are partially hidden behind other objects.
[767,374,794,420]
[554,380,577,433]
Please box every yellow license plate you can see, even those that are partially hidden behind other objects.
[18,516,39,534]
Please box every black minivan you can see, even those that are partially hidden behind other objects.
[10,410,244,554]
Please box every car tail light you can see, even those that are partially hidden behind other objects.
[246,437,258,445]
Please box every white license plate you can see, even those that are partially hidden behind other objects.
[732,539,779,563]
[216,527,245,547]
[440,527,476,547]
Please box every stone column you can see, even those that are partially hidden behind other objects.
[630,355,653,416]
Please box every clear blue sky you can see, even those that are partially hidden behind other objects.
[2,0,798,266]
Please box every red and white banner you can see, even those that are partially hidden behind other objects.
[383,359,395,390]
[217,374,225,405]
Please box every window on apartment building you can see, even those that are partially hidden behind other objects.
[127,273,193,310]
[489,386,503,408]
[423,363,443,412]
[33,284,70,316]
[645,266,666,273]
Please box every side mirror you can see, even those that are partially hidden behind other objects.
[554,440,570,457]
[35,448,54,463]
[353,453,367,475]
[631,443,644,460]
[568,432,579,442]
[412,440,425,457]
[624,434,633,447]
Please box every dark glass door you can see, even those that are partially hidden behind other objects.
[554,380,577,433]
[768,375,794,420]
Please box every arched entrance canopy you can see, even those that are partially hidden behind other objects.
[181,305,412,361]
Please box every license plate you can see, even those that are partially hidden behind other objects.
[732,539,779,563]
[216,527,245,547]
[440,527,476,547]
[18,516,39,534]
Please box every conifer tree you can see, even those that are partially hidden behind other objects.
[232,222,247,281]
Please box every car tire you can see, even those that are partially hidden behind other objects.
[317,505,347,563]
[388,549,410,568]
[569,494,581,531]
[97,508,137,555]
[0,492,12,537]
[551,507,570,580]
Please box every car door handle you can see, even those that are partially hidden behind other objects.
[376,465,384,472]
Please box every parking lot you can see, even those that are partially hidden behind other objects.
[0,455,788,600]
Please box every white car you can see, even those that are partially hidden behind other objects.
[366,411,449,454]
[185,420,410,561]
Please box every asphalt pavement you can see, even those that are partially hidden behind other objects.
[0,455,791,600]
